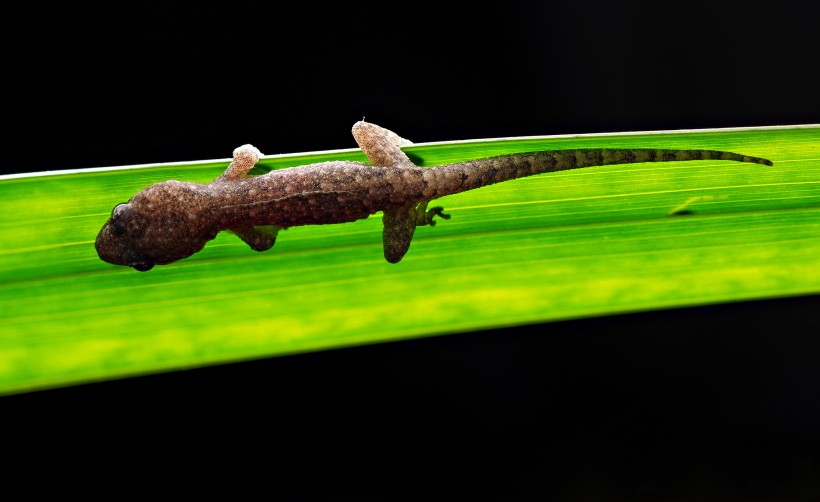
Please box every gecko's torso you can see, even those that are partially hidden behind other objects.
[96,121,773,271]
[215,162,428,227]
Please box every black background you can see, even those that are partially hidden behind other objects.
[6,2,819,174]
[4,2,820,499]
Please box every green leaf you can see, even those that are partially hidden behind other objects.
[1,125,817,395]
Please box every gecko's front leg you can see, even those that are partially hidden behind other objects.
[212,144,283,253]
[229,225,281,252]
[382,201,450,263]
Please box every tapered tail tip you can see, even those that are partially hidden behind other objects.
[751,156,774,166]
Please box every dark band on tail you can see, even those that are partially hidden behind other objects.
[611,149,773,167]
[423,148,773,198]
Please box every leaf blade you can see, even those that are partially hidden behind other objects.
[1,125,817,394]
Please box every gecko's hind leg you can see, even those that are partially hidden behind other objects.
[415,201,450,227]
[229,225,280,252]
[352,121,416,168]
[216,144,262,182]
[382,201,450,263]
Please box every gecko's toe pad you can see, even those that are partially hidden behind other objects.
[425,206,450,226]
[246,232,275,251]
[233,144,262,163]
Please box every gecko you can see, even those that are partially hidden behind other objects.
[95,121,773,271]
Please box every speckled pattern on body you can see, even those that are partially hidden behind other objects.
[95,121,773,271]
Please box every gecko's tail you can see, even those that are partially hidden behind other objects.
[632,149,773,167]
[422,148,773,199]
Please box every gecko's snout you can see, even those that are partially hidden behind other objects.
[95,225,126,266]
[96,205,128,266]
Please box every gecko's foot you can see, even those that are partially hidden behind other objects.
[424,206,450,227]
[233,144,262,163]
[414,202,450,227]
[230,225,279,252]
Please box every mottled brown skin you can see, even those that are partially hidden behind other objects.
[96,121,773,271]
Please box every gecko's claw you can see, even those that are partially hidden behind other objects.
[425,206,450,227]
[413,202,450,227]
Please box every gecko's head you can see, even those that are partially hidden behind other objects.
[95,181,215,272]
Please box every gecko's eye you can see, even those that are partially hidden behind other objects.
[130,260,155,272]
[124,249,154,271]
[108,204,130,237]
[111,203,128,219]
